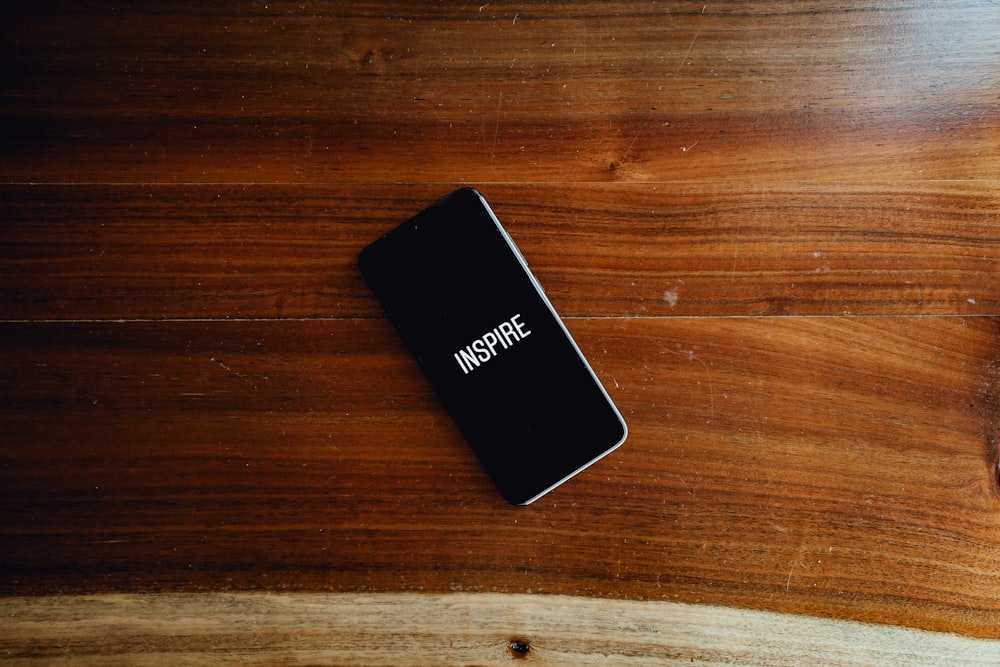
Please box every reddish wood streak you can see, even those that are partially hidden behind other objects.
[981,348,1000,497]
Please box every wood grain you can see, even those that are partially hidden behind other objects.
[3,593,999,666]
[3,317,999,636]
[2,0,999,659]
[2,2,998,184]
[2,183,997,320]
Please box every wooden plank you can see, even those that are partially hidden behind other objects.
[2,2,998,184]
[2,317,998,636]
[2,592,999,666]
[2,183,998,320]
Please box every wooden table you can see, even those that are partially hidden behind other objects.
[2,2,999,664]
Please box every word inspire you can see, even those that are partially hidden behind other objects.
[454,313,532,374]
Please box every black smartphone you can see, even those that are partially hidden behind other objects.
[359,188,627,505]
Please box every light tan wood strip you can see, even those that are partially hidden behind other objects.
[2,593,999,666]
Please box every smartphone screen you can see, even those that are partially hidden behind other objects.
[359,188,627,505]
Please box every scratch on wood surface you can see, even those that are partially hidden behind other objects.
[673,29,703,77]
[730,229,741,282]
[785,560,798,593]
[689,350,715,422]
[491,89,503,167]
[653,338,715,421]
[210,356,234,374]
[619,28,703,167]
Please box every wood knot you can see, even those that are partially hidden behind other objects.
[507,638,531,659]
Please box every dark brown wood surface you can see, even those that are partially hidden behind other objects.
[2,0,999,657]
[3,183,998,320]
